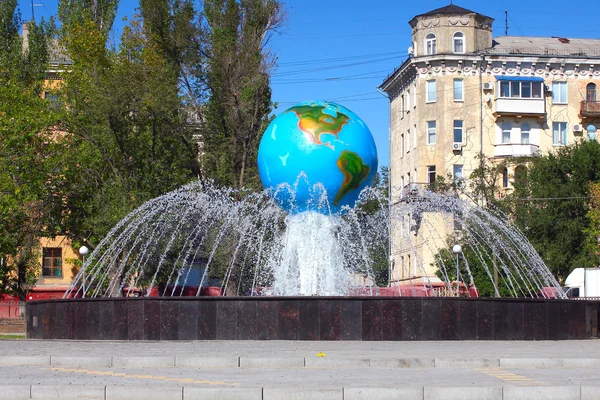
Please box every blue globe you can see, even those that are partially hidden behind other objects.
[258,100,378,214]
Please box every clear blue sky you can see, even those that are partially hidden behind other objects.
[20,0,600,167]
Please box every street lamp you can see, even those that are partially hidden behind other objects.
[388,256,394,287]
[79,246,89,297]
[452,244,462,297]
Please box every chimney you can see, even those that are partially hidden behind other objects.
[22,22,30,54]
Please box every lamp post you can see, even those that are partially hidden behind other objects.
[452,244,462,297]
[79,246,89,297]
[388,256,394,287]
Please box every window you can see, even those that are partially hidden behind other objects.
[552,82,567,103]
[502,168,509,188]
[413,83,417,108]
[44,92,60,111]
[406,129,411,152]
[42,248,62,278]
[521,123,530,144]
[406,89,411,110]
[426,80,436,102]
[587,83,597,102]
[453,164,463,184]
[407,172,411,183]
[511,81,520,98]
[453,120,463,143]
[552,122,567,145]
[413,125,417,149]
[502,123,511,144]
[427,166,436,184]
[425,33,436,55]
[521,82,531,98]
[514,165,528,186]
[453,79,463,101]
[400,94,405,118]
[453,32,465,54]
[532,83,542,98]
[400,133,405,156]
[498,80,543,99]
[587,125,597,141]
[427,121,436,144]
[500,81,510,98]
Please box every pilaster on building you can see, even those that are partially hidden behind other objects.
[379,4,600,287]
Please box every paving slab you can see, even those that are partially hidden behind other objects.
[503,385,581,400]
[0,385,30,400]
[343,387,423,400]
[30,385,105,400]
[424,386,502,400]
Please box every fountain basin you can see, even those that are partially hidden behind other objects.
[26,297,598,341]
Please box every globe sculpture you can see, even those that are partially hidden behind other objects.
[258,100,378,214]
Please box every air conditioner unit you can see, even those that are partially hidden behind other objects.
[573,124,583,132]
[452,142,463,151]
[483,82,494,90]
[545,84,552,92]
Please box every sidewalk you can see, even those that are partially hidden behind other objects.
[0,340,598,399]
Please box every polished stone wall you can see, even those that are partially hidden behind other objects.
[26,297,600,341]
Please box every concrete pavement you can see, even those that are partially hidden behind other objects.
[1,340,600,399]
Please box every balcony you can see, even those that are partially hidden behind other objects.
[494,143,540,157]
[581,101,600,118]
[494,98,545,117]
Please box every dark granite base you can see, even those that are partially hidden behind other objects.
[26,297,600,341]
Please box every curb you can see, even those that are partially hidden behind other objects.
[0,385,597,400]
[0,355,597,369]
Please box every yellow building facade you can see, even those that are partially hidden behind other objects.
[379,5,600,287]
[20,23,79,298]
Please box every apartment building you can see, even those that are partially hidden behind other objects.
[21,23,79,299]
[378,4,600,286]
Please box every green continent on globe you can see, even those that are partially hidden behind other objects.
[334,150,371,206]
[287,104,350,150]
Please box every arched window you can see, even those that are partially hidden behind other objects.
[587,124,597,141]
[425,33,436,55]
[453,32,465,54]
[514,165,528,187]
[502,167,509,188]
[587,83,597,102]
[502,123,511,144]
[521,123,530,144]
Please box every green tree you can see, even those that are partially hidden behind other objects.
[56,3,200,243]
[201,0,283,190]
[355,166,389,286]
[509,140,600,281]
[0,1,62,297]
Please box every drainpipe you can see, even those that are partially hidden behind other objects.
[479,54,486,206]
[377,86,392,287]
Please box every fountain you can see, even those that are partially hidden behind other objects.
[26,101,598,341]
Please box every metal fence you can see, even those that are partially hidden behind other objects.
[485,47,600,58]
[0,302,25,319]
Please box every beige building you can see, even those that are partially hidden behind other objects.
[379,4,600,287]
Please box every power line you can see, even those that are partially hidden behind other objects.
[278,51,405,67]
[513,196,599,201]
[273,55,405,77]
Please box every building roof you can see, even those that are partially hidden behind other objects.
[48,38,72,66]
[487,36,600,58]
[410,4,493,27]
[416,4,478,17]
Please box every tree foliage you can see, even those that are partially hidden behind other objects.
[508,140,600,281]
[0,0,285,294]
[0,1,61,297]
[201,0,283,190]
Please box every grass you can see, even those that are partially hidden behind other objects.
[0,333,26,339]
